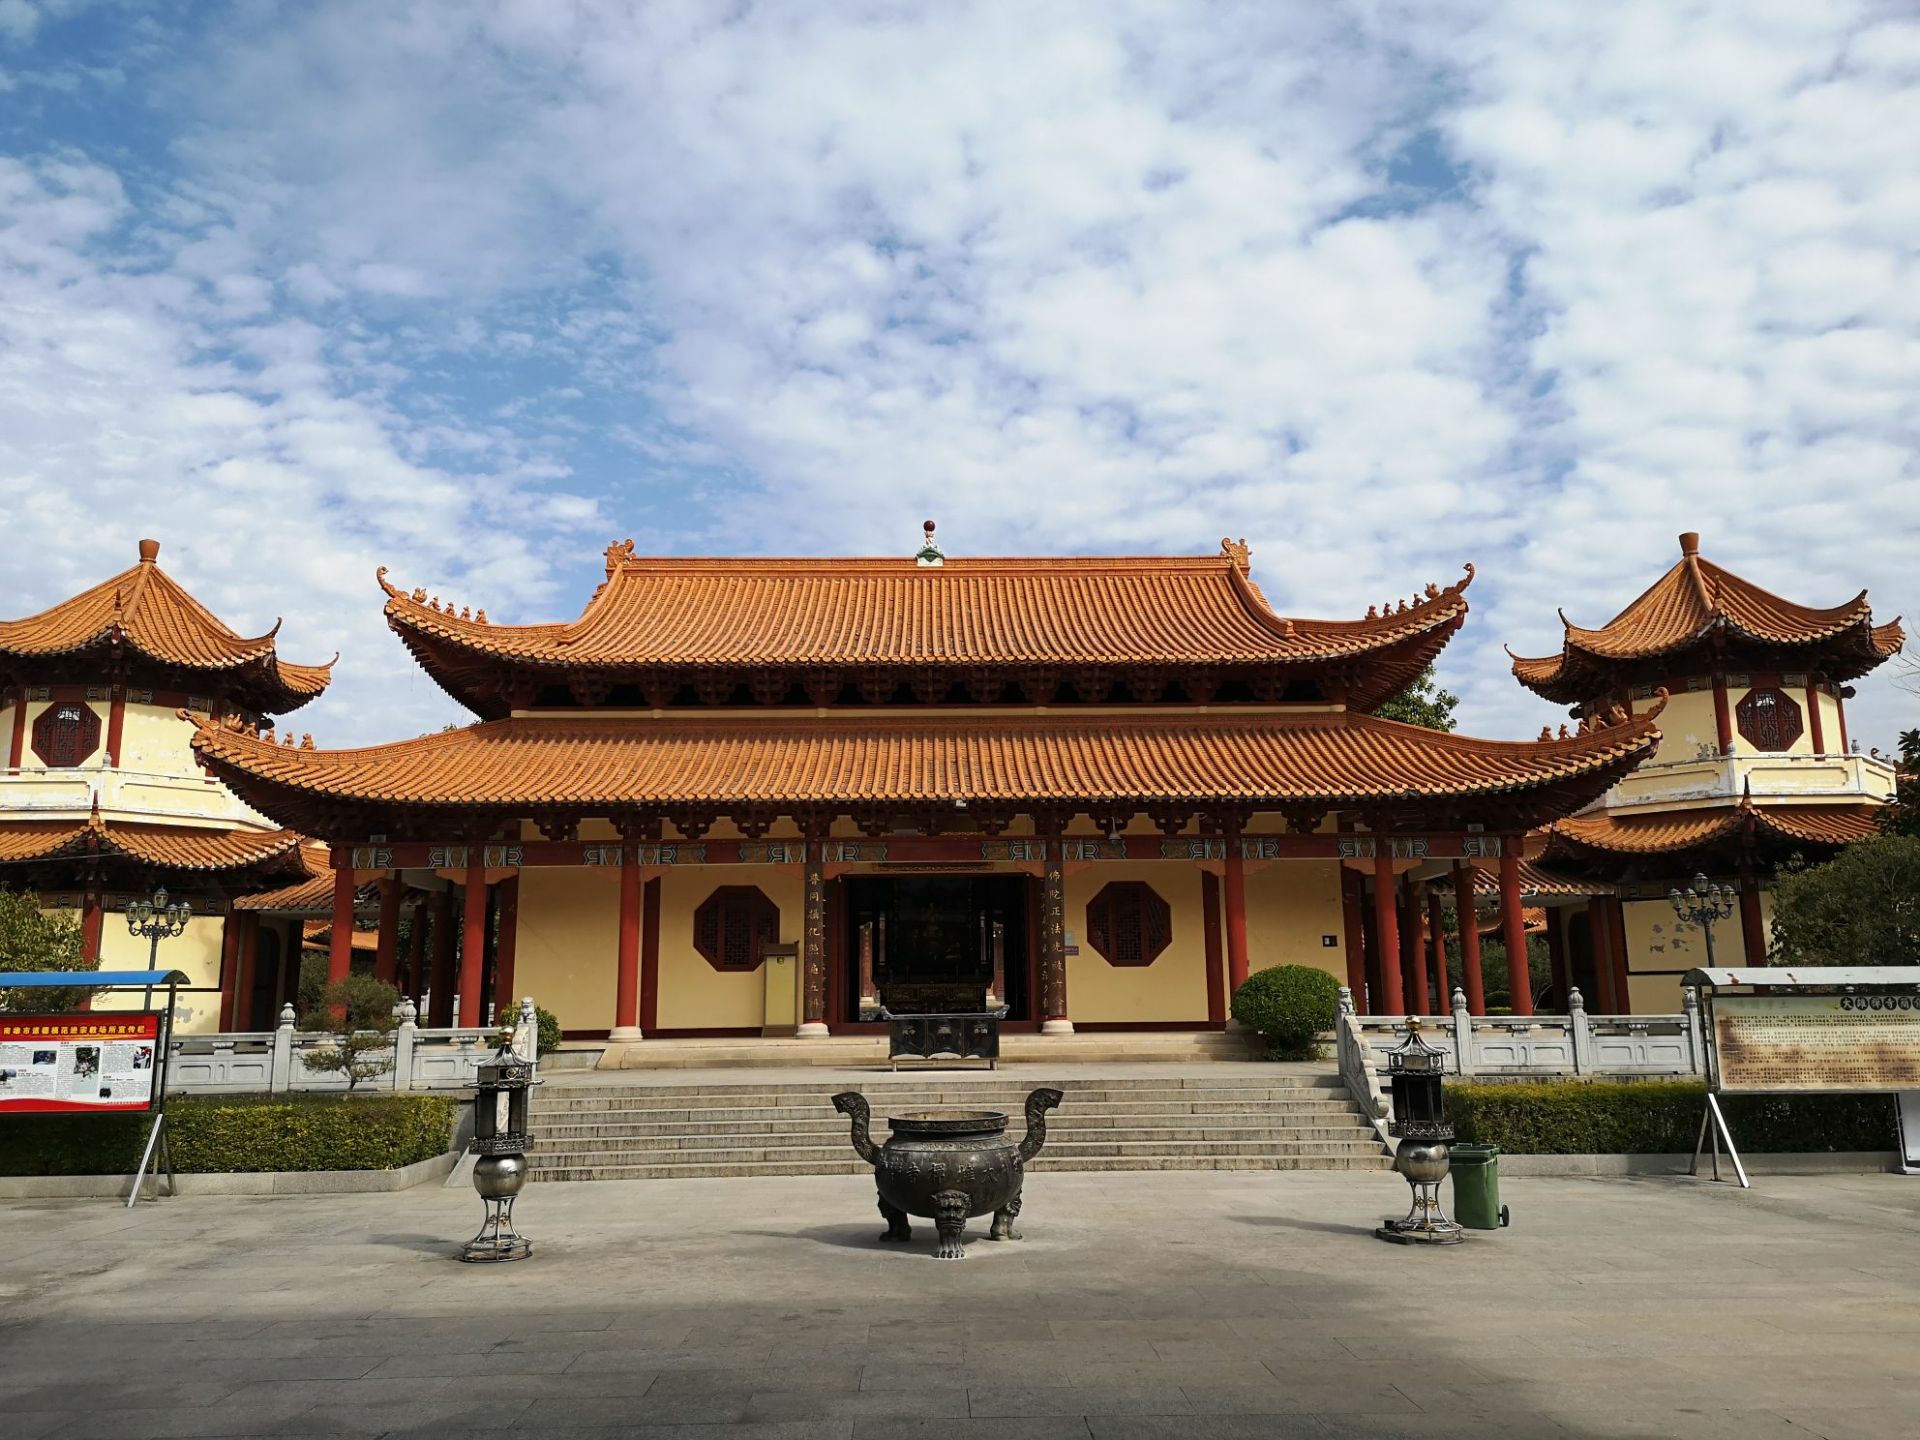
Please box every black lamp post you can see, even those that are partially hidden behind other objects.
[126,886,192,967]
[1669,871,1736,965]
[1375,1019,1463,1245]
[460,1028,536,1262]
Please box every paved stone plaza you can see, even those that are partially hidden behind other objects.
[2,1169,1916,1439]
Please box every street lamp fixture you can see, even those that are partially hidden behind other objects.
[1668,871,1736,966]
[126,886,192,968]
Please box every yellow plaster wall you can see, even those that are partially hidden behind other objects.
[117,703,204,776]
[1646,690,1723,765]
[656,863,803,1030]
[1242,858,1347,982]
[85,911,229,1034]
[1063,862,1208,1023]
[511,867,620,1033]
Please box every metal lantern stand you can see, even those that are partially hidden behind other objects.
[460,1030,536,1263]
[1669,872,1735,966]
[1376,1019,1464,1245]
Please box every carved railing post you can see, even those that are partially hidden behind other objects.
[270,1003,295,1094]
[515,995,539,1065]
[392,998,417,1091]
[1568,986,1592,1074]
[1683,986,1704,1075]
[1451,985,1472,1075]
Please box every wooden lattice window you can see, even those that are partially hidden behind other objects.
[31,702,101,768]
[693,885,780,972]
[1736,687,1803,752]
[1086,881,1173,967]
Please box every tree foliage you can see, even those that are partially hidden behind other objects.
[297,973,402,1090]
[1768,835,1920,966]
[0,889,94,1012]
[1880,727,1919,840]
[1231,963,1341,1059]
[1372,665,1460,732]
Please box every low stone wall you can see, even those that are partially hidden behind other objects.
[0,1149,460,1200]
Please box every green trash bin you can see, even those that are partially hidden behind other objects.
[1450,1143,1509,1230]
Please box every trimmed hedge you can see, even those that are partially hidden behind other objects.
[1231,964,1341,1060]
[0,1092,459,1176]
[1448,1080,1897,1155]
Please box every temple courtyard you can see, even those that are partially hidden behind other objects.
[1,1170,1916,1439]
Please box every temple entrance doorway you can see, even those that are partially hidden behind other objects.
[842,875,1031,1023]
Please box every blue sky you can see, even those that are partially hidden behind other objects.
[1,1,1914,748]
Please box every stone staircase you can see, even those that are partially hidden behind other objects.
[527,1073,1391,1181]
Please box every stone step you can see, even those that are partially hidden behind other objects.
[533,1114,1373,1139]
[530,1137,1388,1167]
[533,1074,1342,1100]
[532,1126,1378,1153]
[531,1101,1354,1126]
[528,1153,1394,1181]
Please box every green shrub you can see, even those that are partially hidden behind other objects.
[297,974,402,1090]
[0,1092,459,1176]
[1448,1080,1897,1154]
[1232,964,1341,1060]
[536,1006,562,1055]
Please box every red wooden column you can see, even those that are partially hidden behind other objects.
[1339,866,1368,1011]
[372,878,402,985]
[1587,897,1616,1011]
[799,839,831,1036]
[1545,908,1572,1008]
[1450,861,1486,1015]
[1426,888,1449,1010]
[1371,849,1404,1015]
[404,899,428,1004]
[1223,835,1250,996]
[1806,681,1826,754]
[611,850,643,1040]
[458,859,487,1026]
[1607,895,1634,1014]
[6,691,26,769]
[216,915,243,1030]
[1499,845,1532,1015]
[106,685,127,766]
[427,890,455,1026]
[1040,834,1072,1033]
[1398,879,1423,1012]
[492,876,520,1016]
[1712,676,1734,753]
[235,914,259,1030]
[1836,690,1851,754]
[327,859,356,985]
[1738,868,1767,966]
[1201,871,1227,1026]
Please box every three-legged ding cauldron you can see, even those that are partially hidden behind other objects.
[831,1088,1063,1259]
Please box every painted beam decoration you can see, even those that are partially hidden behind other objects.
[0,1013,162,1113]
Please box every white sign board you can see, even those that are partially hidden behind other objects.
[1711,993,1920,1095]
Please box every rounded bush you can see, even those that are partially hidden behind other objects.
[536,1006,563,1056]
[1231,964,1341,1059]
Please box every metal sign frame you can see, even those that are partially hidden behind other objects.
[1683,966,1920,1189]
[0,970,188,1204]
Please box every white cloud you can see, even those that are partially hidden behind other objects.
[0,0,1913,755]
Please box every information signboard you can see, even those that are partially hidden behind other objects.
[1711,993,1920,1095]
[0,1012,163,1114]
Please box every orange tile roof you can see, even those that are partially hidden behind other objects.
[233,843,336,912]
[0,814,306,873]
[1510,532,1901,702]
[191,704,1660,832]
[379,542,1474,716]
[302,920,377,952]
[1544,801,1884,858]
[1470,857,1613,899]
[0,539,333,713]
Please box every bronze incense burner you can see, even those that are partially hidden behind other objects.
[831,1088,1063,1259]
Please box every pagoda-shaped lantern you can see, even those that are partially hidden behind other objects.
[460,1030,536,1262]
[1375,1019,1463,1245]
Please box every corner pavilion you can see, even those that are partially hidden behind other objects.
[190,531,1666,1041]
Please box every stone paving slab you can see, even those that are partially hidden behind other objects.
[2,1168,1919,1437]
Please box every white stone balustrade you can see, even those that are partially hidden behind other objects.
[1335,984,1703,1087]
[165,996,541,1094]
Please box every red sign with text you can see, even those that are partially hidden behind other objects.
[0,1013,162,1113]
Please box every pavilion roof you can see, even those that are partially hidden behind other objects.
[0,540,333,714]
[1541,800,1884,861]
[1509,532,1901,704]
[189,703,1661,836]
[231,843,337,913]
[1470,855,1613,900]
[0,812,308,876]
[378,540,1474,717]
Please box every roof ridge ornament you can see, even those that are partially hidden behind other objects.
[606,538,635,576]
[915,520,944,568]
[1220,537,1250,571]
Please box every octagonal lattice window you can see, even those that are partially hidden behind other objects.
[693,885,780,972]
[1086,881,1173,967]
[1736,687,1803,752]
[31,701,101,768]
